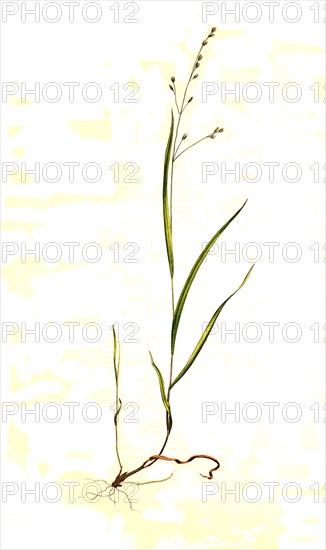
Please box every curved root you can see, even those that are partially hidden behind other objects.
[82,453,219,508]
[144,453,220,480]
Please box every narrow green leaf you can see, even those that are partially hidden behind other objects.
[149,351,170,412]
[163,109,174,278]
[171,200,247,354]
[149,351,172,432]
[114,398,122,425]
[171,264,255,388]
[112,324,120,381]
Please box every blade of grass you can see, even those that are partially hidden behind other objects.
[171,200,248,354]
[163,109,174,278]
[170,264,255,388]
[113,324,120,382]
[149,351,172,431]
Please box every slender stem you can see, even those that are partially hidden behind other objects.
[169,142,177,316]
[167,38,206,385]
[174,134,211,161]
[169,46,201,312]
[159,36,211,454]
[113,326,123,475]
[167,353,174,403]
[121,425,171,480]
[174,138,183,159]
[169,123,178,236]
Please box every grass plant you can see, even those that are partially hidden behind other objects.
[89,28,254,507]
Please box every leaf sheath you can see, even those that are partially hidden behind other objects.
[149,351,172,432]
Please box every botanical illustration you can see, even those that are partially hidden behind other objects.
[90,28,254,506]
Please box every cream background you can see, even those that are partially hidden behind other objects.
[1,1,325,549]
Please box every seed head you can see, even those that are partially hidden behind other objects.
[198,54,203,61]
[211,27,217,32]
[210,134,216,139]
[218,128,224,133]
[208,33,215,38]
[202,40,208,46]
[195,62,200,68]
[169,84,174,92]
[214,127,219,133]
[188,96,193,103]
[193,74,198,79]
[171,76,175,83]
[182,133,188,140]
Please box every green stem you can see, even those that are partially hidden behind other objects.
[167,38,206,396]
[113,326,123,475]
[174,134,211,161]
[171,277,175,316]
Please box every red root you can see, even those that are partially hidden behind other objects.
[111,453,220,490]
[144,453,220,480]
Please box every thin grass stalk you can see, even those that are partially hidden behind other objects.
[112,325,123,475]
